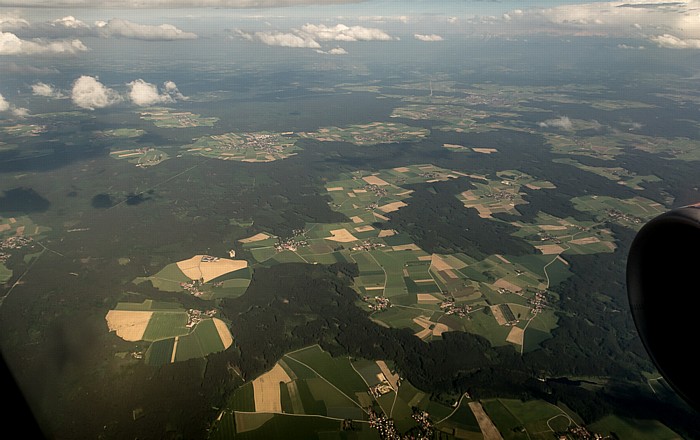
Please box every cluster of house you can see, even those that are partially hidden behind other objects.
[605,208,643,225]
[363,296,391,312]
[186,308,217,328]
[560,425,606,440]
[367,407,433,440]
[351,241,386,252]
[529,291,548,314]
[439,300,471,317]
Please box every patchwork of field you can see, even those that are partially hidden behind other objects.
[630,135,700,162]
[139,107,218,128]
[133,255,252,299]
[554,158,661,190]
[481,398,582,440]
[109,147,170,168]
[218,345,481,438]
[545,133,623,160]
[571,195,666,229]
[105,300,233,366]
[185,132,299,162]
[0,215,50,283]
[457,171,555,218]
[510,212,617,255]
[297,122,429,146]
[97,128,145,138]
[588,415,682,440]
[390,103,517,133]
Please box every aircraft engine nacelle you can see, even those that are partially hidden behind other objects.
[627,203,700,410]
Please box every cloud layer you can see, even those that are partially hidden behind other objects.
[414,33,443,42]
[0,31,87,55]
[539,116,573,130]
[95,19,197,40]
[127,79,186,106]
[235,22,393,50]
[0,0,359,7]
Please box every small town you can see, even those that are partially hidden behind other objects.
[439,300,471,317]
[363,295,391,312]
[605,208,643,225]
[351,240,386,252]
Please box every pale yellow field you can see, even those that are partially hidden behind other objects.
[347,192,356,198]
[392,244,421,251]
[176,255,248,283]
[570,236,600,245]
[326,186,344,191]
[418,255,432,261]
[493,278,523,293]
[0,224,10,232]
[376,360,400,391]
[432,323,449,337]
[15,226,24,235]
[490,306,508,326]
[539,224,567,231]
[171,336,179,363]
[442,143,465,149]
[351,216,364,223]
[442,268,458,279]
[324,228,358,242]
[536,244,565,255]
[557,255,569,265]
[378,201,408,213]
[373,213,390,221]
[365,286,384,291]
[472,147,498,154]
[430,254,454,272]
[213,318,233,349]
[417,293,441,304]
[506,326,525,345]
[362,175,390,186]
[415,328,432,340]
[239,232,271,243]
[252,363,292,413]
[105,310,153,342]
[354,225,375,232]
[468,402,504,440]
[393,166,410,172]
[495,254,511,264]
[353,189,367,193]
[378,229,396,237]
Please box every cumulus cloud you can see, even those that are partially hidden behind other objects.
[0,31,88,55]
[649,34,700,49]
[51,16,89,29]
[255,30,320,47]
[0,0,361,6]
[31,82,65,98]
[127,79,185,106]
[96,19,197,40]
[300,23,393,41]
[617,43,645,49]
[414,33,443,42]
[0,94,9,112]
[0,93,29,117]
[316,46,348,55]
[493,0,700,40]
[71,76,122,110]
[0,13,29,32]
[539,116,573,130]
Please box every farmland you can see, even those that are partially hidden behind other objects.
[481,398,582,440]
[571,195,667,229]
[109,147,170,168]
[215,345,481,439]
[297,122,429,146]
[105,300,233,366]
[185,131,300,162]
[554,158,661,190]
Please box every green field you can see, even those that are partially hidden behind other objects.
[134,262,190,292]
[589,415,681,440]
[571,195,666,229]
[298,121,429,146]
[145,338,175,366]
[482,398,578,440]
[142,311,189,341]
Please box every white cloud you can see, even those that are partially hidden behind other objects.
[127,79,185,106]
[0,13,29,32]
[51,16,89,29]
[257,30,320,47]
[31,82,65,98]
[649,34,700,49]
[447,17,458,24]
[617,43,645,49]
[0,0,361,7]
[316,46,348,55]
[0,93,29,117]
[0,63,60,75]
[495,1,700,39]
[539,116,573,130]
[0,31,88,55]
[97,19,197,40]
[71,76,122,110]
[414,33,443,42]
[300,23,393,41]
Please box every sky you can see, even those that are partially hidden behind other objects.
[1,0,699,114]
